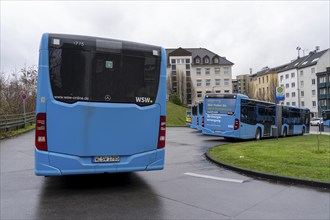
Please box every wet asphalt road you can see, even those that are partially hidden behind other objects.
[1,127,329,219]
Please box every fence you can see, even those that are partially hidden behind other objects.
[0,112,35,132]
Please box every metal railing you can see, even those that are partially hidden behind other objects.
[0,112,35,132]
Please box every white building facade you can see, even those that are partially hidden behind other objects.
[278,49,330,117]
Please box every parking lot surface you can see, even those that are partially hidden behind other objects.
[1,127,329,219]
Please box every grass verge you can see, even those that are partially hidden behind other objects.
[166,101,188,126]
[0,124,35,140]
[209,135,330,183]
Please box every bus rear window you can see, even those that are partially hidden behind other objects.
[49,35,161,106]
[206,98,236,114]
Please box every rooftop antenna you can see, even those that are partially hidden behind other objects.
[315,46,320,52]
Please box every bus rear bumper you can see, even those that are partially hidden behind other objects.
[35,149,165,176]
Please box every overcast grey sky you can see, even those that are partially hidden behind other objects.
[1,0,329,77]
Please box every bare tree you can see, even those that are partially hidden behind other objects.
[0,65,37,115]
[177,70,186,105]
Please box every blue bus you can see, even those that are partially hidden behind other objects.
[190,105,198,129]
[35,33,166,176]
[322,110,330,126]
[196,101,204,131]
[202,93,310,139]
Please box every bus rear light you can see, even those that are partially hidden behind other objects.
[234,119,240,130]
[36,113,48,151]
[157,116,166,149]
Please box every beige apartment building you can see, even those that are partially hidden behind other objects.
[166,47,234,105]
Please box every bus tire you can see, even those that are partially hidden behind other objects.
[283,128,287,137]
[255,128,261,140]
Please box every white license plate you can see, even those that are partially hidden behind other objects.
[94,156,120,163]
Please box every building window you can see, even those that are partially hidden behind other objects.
[292,92,296,97]
[186,64,190,70]
[205,68,210,75]
[286,83,289,88]
[197,91,202,98]
[196,79,202,87]
[280,75,283,82]
[311,67,315,74]
[286,102,290,106]
[171,59,176,64]
[300,81,304,87]
[300,70,303,76]
[172,65,176,71]
[206,79,211,87]
[215,90,221,93]
[266,76,269,83]
[186,59,190,63]
[224,67,229,75]
[259,78,261,84]
[286,93,290,98]
[204,57,209,64]
[319,76,326,83]
[214,58,219,63]
[301,91,304,97]
[285,74,289,79]
[206,90,211,94]
[262,77,264,83]
[320,88,326,95]
[195,58,200,64]
[312,101,316,107]
[301,101,305,107]
[224,79,230,86]
[292,102,296,106]
[291,82,295,87]
[291,72,295,78]
[224,90,230,93]
[312,90,316,96]
[312,79,316,85]
[196,68,201,75]
[215,68,220,75]
[215,79,221,86]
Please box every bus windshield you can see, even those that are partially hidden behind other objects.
[49,35,161,105]
[205,98,236,114]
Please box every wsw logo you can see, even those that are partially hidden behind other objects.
[136,97,153,103]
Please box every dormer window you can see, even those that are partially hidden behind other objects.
[204,57,209,64]
[214,57,219,63]
[195,57,201,64]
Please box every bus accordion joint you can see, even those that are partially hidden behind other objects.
[234,119,240,130]
[157,116,166,149]
[36,113,48,151]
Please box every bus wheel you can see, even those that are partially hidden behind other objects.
[283,128,287,137]
[255,128,261,140]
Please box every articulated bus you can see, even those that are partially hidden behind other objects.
[35,33,166,176]
[202,93,310,140]
[196,101,204,131]
[190,105,198,129]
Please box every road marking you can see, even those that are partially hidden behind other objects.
[184,172,244,183]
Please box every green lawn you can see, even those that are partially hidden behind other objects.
[0,124,36,140]
[166,101,188,126]
[209,135,330,183]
